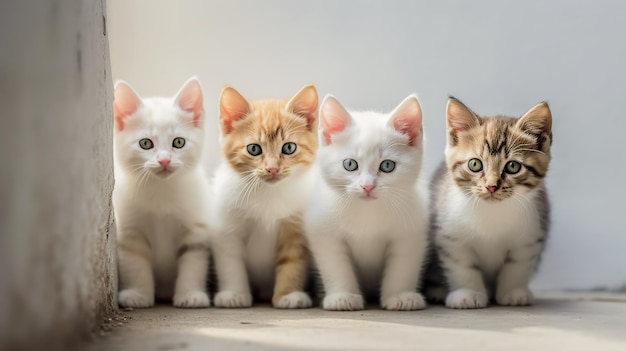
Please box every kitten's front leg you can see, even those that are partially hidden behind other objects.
[212,229,253,308]
[380,236,427,311]
[272,218,312,309]
[173,225,211,308]
[495,242,543,306]
[438,238,488,309]
[309,231,364,311]
[117,231,155,308]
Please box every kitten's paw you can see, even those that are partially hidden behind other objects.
[323,292,365,311]
[173,290,210,308]
[273,291,312,309]
[118,289,154,308]
[496,288,533,306]
[445,288,488,309]
[425,286,448,303]
[214,291,253,308]
[381,292,427,311]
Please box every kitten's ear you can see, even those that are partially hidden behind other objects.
[319,95,352,145]
[219,86,250,134]
[446,97,480,144]
[388,94,423,146]
[113,81,142,132]
[285,84,318,131]
[517,101,552,136]
[174,77,204,128]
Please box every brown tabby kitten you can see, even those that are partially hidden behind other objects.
[424,97,552,309]
[211,84,319,308]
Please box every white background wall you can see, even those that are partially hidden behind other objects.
[108,0,626,291]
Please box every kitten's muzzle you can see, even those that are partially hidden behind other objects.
[262,168,283,183]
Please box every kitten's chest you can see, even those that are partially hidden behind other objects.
[132,181,193,215]
[447,194,532,240]
[339,201,398,237]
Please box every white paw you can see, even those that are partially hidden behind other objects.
[118,289,154,308]
[214,291,253,308]
[274,291,312,309]
[381,291,427,311]
[173,290,210,308]
[445,288,488,309]
[425,286,448,303]
[496,287,533,306]
[323,292,365,311]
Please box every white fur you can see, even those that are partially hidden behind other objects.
[305,101,429,311]
[210,161,314,307]
[114,83,211,309]
[436,184,544,308]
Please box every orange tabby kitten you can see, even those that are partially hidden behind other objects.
[210,84,318,308]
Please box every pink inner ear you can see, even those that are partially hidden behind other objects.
[175,79,204,128]
[219,87,250,134]
[286,85,319,131]
[446,98,478,135]
[320,96,351,144]
[392,115,422,146]
[322,117,349,144]
[389,96,423,146]
[113,82,142,132]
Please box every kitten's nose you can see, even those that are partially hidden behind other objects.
[486,185,497,193]
[361,184,375,194]
[159,159,171,168]
[266,167,278,175]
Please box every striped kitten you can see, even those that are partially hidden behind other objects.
[425,97,552,309]
[211,84,318,309]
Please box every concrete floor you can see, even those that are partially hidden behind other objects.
[91,293,626,351]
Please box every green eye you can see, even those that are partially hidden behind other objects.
[343,159,358,171]
[282,142,297,155]
[505,161,522,174]
[139,138,153,150]
[247,144,262,156]
[172,137,186,149]
[379,159,396,173]
[468,158,483,172]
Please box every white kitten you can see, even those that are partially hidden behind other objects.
[113,77,212,308]
[304,94,429,311]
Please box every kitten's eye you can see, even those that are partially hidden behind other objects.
[468,158,483,172]
[343,159,358,172]
[379,159,396,173]
[172,137,186,149]
[505,161,522,174]
[139,138,154,150]
[282,142,297,155]
[247,144,262,156]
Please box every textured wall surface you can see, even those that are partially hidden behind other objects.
[0,0,116,349]
[108,0,625,291]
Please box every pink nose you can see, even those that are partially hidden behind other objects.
[159,159,171,168]
[487,185,497,193]
[361,184,375,194]
[266,167,278,175]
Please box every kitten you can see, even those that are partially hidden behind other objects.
[210,84,319,309]
[113,77,212,308]
[304,94,429,311]
[424,97,552,309]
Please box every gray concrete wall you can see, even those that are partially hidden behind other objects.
[109,0,625,291]
[0,0,116,349]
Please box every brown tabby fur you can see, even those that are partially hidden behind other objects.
[445,97,552,201]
